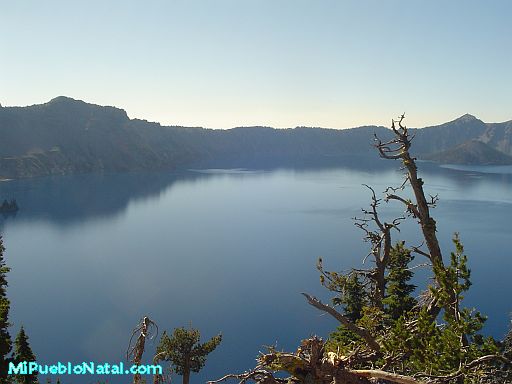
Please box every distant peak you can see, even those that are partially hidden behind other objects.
[42,96,129,120]
[456,113,478,122]
[47,96,80,104]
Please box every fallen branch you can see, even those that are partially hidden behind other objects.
[352,369,425,384]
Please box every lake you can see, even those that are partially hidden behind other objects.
[1,159,511,383]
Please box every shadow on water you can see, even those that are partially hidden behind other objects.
[1,155,512,228]
[0,155,398,227]
[0,171,210,228]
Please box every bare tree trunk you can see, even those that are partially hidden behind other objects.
[401,151,443,268]
[183,368,190,384]
[126,317,158,384]
[375,115,461,322]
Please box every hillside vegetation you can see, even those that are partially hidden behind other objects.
[1,97,511,178]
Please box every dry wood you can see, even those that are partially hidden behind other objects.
[301,293,381,352]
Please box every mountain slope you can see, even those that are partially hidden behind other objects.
[410,114,489,156]
[1,97,511,178]
[0,97,391,178]
[424,139,512,165]
[479,120,512,155]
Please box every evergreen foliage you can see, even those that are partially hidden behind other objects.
[383,241,417,320]
[155,326,221,384]
[325,227,502,380]
[325,273,366,353]
[0,237,12,384]
[340,274,367,322]
[13,326,38,384]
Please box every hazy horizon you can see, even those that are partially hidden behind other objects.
[3,95,511,130]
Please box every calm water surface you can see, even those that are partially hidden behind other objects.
[1,160,511,383]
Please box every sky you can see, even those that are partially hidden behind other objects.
[1,0,511,129]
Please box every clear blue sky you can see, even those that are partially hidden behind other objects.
[1,1,511,128]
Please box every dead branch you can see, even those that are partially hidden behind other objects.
[410,246,431,260]
[351,185,407,307]
[207,369,288,384]
[351,369,425,384]
[414,354,512,382]
[406,262,432,271]
[385,194,420,219]
[301,293,381,352]
[466,354,512,369]
[385,176,409,194]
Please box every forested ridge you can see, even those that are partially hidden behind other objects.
[1,97,512,179]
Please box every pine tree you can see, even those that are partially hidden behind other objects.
[13,326,38,384]
[326,274,366,352]
[340,274,366,322]
[383,241,417,320]
[0,236,12,384]
[155,327,221,384]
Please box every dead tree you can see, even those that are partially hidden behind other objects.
[127,316,159,384]
[373,113,450,318]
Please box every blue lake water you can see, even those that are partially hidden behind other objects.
[1,160,511,383]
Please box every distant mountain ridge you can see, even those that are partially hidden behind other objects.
[424,139,512,165]
[0,97,511,179]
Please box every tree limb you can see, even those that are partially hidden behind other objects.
[351,369,426,384]
[301,293,381,352]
